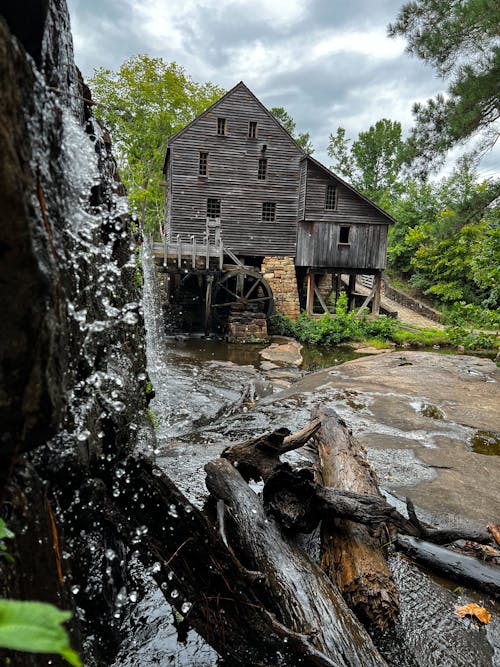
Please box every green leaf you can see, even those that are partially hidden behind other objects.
[0,600,82,667]
[0,519,14,541]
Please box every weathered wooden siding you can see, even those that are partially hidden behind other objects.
[168,83,303,256]
[295,159,389,269]
[304,161,389,225]
[298,159,307,221]
[296,221,388,269]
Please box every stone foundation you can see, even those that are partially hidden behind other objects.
[262,256,301,320]
[227,308,268,343]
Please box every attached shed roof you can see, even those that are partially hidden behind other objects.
[162,81,306,173]
[303,155,396,225]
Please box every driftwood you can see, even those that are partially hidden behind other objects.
[114,457,354,666]
[263,465,492,545]
[221,418,321,481]
[312,406,399,631]
[205,457,387,667]
[396,535,500,599]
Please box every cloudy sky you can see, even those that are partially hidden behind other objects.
[67,0,499,177]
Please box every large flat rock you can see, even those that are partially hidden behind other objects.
[263,351,500,528]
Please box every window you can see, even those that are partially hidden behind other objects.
[258,158,267,180]
[339,226,350,244]
[262,202,276,222]
[325,184,337,210]
[199,152,208,176]
[207,198,221,219]
[217,117,226,135]
[248,121,258,138]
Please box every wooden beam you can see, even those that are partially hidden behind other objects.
[348,275,356,311]
[313,283,331,314]
[355,284,376,318]
[306,272,315,316]
[205,275,213,335]
[372,273,382,316]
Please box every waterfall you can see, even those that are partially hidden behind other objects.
[141,239,172,439]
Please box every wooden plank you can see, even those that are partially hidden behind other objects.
[356,284,376,317]
[306,272,315,316]
[372,273,382,316]
[313,283,331,314]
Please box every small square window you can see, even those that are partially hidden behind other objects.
[339,226,350,244]
[262,202,276,222]
[258,158,267,180]
[207,198,221,218]
[248,121,258,138]
[217,118,226,135]
[325,184,337,210]
[199,152,208,176]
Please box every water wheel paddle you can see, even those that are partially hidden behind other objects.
[212,267,274,316]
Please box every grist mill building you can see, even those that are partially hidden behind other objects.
[154,81,395,338]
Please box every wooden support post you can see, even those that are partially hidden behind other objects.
[176,234,181,268]
[306,272,315,316]
[372,273,382,316]
[205,232,210,269]
[334,273,342,306]
[205,275,213,335]
[191,235,196,269]
[348,275,356,312]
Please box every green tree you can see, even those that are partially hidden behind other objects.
[270,107,314,154]
[387,159,500,307]
[89,56,224,233]
[327,119,407,203]
[389,0,500,170]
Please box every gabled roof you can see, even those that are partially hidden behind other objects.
[163,81,306,172]
[303,155,396,225]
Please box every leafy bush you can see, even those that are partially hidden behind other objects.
[268,312,296,337]
[445,326,497,350]
[269,294,397,347]
[441,302,500,329]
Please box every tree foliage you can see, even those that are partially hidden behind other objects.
[389,0,500,170]
[327,119,408,203]
[386,159,500,307]
[89,56,224,232]
[270,107,314,154]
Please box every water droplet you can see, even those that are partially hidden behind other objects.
[71,585,80,595]
[129,591,138,602]
[168,504,178,519]
[115,468,125,478]
[181,602,191,614]
[170,589,179,599]
[105,549,116,560]
[150,561,161,573]
[77,430,91,442]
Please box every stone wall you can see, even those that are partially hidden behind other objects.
[227,308,268,343]
[262,256,301,320]
[383,281,441,323]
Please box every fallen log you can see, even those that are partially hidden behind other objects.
[313,405,399,631]
[263,465,492,545]
[205,458,388,667]
[396,535,500,599]
[113,457,352,666]
[221,418,321,481]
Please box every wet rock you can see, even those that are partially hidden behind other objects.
[260,339,303,367]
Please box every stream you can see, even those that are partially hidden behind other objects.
[115,243,500,666]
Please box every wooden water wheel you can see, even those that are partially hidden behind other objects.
[211,267,274,317]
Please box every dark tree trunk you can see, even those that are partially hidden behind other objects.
[396,535,500,599]
[205,458,388,667]
[114,457,382,666]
